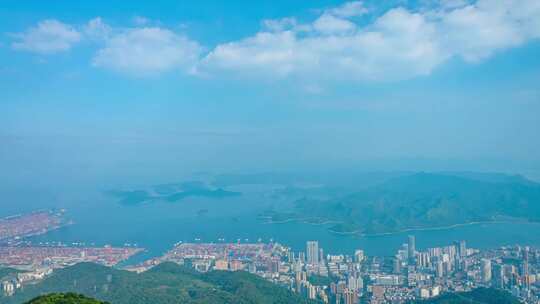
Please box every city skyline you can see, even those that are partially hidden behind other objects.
[2,225,538,303]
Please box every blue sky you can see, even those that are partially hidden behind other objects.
[1,0,540,184]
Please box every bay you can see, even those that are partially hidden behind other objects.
[22,184,540,265]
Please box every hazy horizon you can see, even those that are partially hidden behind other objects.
[2,0,540,191]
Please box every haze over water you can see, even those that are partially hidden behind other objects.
[1,0,540,269]
[14,181,540,265]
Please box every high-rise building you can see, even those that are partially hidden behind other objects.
[354,249,364,263]
[343,290,358,304]
[459,240,467,257]
[299,252,306,263]
[436,260,444,278]
[523,249,530,288]
[308,284,317,300]
[403,244,409,260]
[417,252,430,268]
[493,263,505,289]
[408,235,416,264]
[453,240,466,259]
[357,276,364,290]
[481,259,492,283]
[287,251,294,263]
[347,274,363,292]
[307,241,319,265]
[444,261,453,274]
[337,280,347,294]
[393,257,401,274]
[453,241,460,257]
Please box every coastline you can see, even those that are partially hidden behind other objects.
[360,219,537,237]
[259,216,341,226]
[260,215,537,237]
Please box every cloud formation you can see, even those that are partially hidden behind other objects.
[11,19,81,53]
[92,27,202,76]
[325,1,368,18]
[8,1,540,80]
[202,0,540,81]
[438,0,540,61]
[84,17,112,41]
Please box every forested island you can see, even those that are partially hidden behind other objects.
[107,181,241,206]
[262,172,540,235]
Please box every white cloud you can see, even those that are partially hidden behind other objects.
[11,19,81,54]
[313,14,357,34]
[203,7,446,81]
[202,0,540,82]
[326,1,368,18]
[262,17,297,32]
[92,27,202,76]
[84,17,112,40]
[8,0,540,82]
[439,0,540,61]
[441,0,470,9]
[202,31,316,77]
[133,16,150,26]
[420,0,470,10]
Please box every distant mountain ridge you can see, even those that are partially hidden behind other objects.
[437,171,537,186]
[269,172,540,234]
[1,262,317,304]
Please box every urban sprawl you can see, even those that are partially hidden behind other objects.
[1,211,539,303]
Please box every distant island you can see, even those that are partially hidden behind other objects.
[261,172,540,235]
[106,181,241,206]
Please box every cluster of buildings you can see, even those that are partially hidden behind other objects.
[1,268,52,297]
[1,208,538,304]
[0,245,143,297]
[0,245,143,268]
[131,242,282,274]
[131,237,540,304]
[0,210,69,243]
[0,210,144,298]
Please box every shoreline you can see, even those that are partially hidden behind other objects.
[260,215,537,237]
[360,220,537,237]
[260,216,342,226]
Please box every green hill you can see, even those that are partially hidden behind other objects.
[279,172,540,234]
[24,293,108,304]
[414,288,519,304]
[1,262,316,304]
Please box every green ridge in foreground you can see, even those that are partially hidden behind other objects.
[25,293,108,304]
[1,262,318,304]
[415,288,520,304]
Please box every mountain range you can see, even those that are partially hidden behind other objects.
[265,172,540,234]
